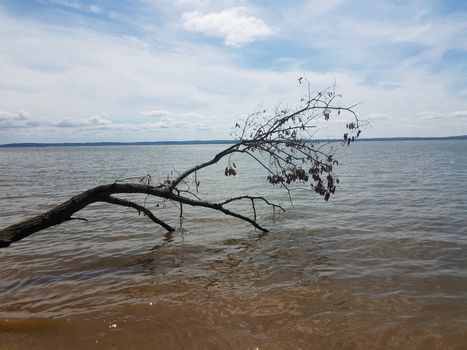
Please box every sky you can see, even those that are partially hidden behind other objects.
[0,0,466,143]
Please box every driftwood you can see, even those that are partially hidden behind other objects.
[0,82,362,248]
[0,183,275,247]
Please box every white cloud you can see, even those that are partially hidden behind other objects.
[376,81,400,89]
[1,3,467,142]
[182,7,274,47]
[340,20,431,44]
[0,110,20,121]
[283,0,343,19]
[140,109,173,118]
[0,110,42,129]
[275,1,467,75]
[0,110,29,120]
[0,107,225,142]
[364,113,390,121]
[451,110,467,118]
[176,0,212,5]
[46,0,82,10]
[421,114,445,121]
[89,4,102,14]
[44,1,102,14]
[86,115,112,125]
[417,110,467,122]
[53,115,121,129]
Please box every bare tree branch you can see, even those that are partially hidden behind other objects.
[219,196,285,212]
[0,81,362,248]
[101,195,175,232]
[65,217,88,222]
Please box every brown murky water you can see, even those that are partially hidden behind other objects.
[1,142,467,349]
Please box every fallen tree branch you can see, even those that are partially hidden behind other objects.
[65,217,88,222]
[219,196,286,212]
[0,82,362,248]
[101,195,175,232]
[0,183,269,247]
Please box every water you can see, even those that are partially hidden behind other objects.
[1,141,466,349]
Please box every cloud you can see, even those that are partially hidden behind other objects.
[0,110,42,128]
[364,113,390,122]
[89,5,102,14]
[274,0,467,76]
[87,115,111,125]
[140,109,173,119]
[417,110,443,120]
[451,110,467,118]
[182,7,274,47]
[46,0,82,10]
[0,111,116,130]
[421,114,446,121]
[44,0,103,14]
[0,108,223,137]
[0,110,28,120]
[377,81,400,89]
[139,109,222,130]
[1,2,467,142]
[418,110,467,121]
[52,116,121,129]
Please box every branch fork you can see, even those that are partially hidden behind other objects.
[0,83,361,248]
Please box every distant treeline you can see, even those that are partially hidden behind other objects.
[358,135,467,141]
[0,140,235,148]
[1,135,466,148]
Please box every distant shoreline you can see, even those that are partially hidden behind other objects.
[1,135,466,148]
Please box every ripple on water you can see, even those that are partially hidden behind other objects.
[1,142,467,348]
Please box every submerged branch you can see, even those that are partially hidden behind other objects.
[0,182,270,247]
[101,195,175,232]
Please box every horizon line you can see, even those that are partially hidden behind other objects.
[1,135,466,148]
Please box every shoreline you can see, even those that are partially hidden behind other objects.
[1,135,466,148]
